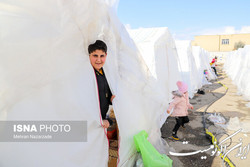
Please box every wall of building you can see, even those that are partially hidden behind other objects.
[191,35,220,51]
[191,33,250,52]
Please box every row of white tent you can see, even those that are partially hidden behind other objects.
[224,45,250,100]
[0,0,216,166]
[128,27,217,99]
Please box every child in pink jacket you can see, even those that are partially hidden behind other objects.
[167,81,193,140]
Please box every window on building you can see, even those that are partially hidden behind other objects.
[222,39,229,45]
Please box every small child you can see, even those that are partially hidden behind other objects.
[204,69,209,80]
[210,56,218,76]
[167,81,193,140]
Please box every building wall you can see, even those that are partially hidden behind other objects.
[191,35,220,51]
[191,33,250,52]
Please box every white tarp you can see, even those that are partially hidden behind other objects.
[224,45,250,100]
[128,27,182,103]
[0,0,169,166]
[175,40,202,98]
[192,46,217,85]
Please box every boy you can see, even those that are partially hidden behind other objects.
[88,40,115,128]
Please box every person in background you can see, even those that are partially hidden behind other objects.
[88,40,115,128]
[167,81,193,140]
[210,56,218,76]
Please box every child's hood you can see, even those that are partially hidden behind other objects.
[172,90,183,97]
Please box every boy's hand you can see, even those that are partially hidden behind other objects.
[167,110,170,114]
[111,95,115,103]
[190,105,194,110]
[102,120,110,128]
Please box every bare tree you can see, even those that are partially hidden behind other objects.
[234,41,245,50]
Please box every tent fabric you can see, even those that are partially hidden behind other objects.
[128,27,184,127]
[192,46,217,85]
[224,45,250,100]
[128,28,212,100]
[175,40,202,98]
[128,27,182,103]
[0,0,169,166]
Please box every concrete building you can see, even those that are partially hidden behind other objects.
[191,33,250,52]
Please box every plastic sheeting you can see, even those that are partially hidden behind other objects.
[128,27,182,102]
[224,45,250,100]
[192,46,217,85]
[127,30,216,98]
[0,0,169,166]
[227,117,250,132]
[175,40,202,98]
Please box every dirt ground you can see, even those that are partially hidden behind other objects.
[161,64,250,167]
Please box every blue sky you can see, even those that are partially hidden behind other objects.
[117,0,250,40]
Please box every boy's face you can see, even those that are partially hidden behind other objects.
[89,49,107,71]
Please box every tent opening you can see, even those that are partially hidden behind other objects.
[108,108,119,167]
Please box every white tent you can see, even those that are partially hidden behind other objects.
[192,46,217,85]
[175,40,202,98]
[128,27,182,103]
[224,45,250,100]
[0,0,169,166]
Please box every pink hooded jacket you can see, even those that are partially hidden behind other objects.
[168,81,193,117]
[168,91,192,117]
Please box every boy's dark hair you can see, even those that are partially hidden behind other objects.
[88,40,107,54]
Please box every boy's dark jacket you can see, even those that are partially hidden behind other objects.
[95,68,113,125]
